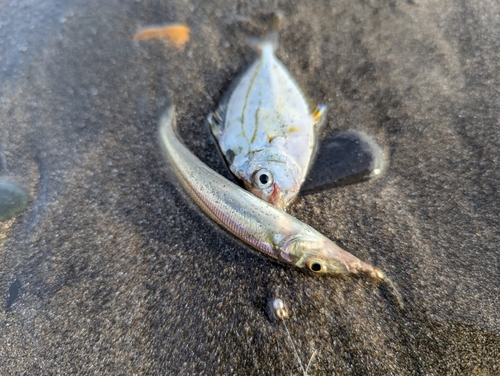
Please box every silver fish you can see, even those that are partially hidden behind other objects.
[159,105,384,279]
[208,36,326,210]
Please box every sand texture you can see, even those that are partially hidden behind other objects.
[1,0,499,374]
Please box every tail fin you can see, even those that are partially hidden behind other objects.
[247,32,279,55]
[246,11,282,55]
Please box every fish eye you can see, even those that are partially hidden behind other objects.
[253,169,273,189]
[308,261,326,273]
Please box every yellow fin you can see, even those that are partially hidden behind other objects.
[267,134,278,143]
[312,104,327,130]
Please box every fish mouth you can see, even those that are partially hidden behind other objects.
[268,183,288,210]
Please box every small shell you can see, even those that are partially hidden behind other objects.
[273,298,288,320]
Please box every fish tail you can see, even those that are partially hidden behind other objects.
[247,31,279,56]
[247,12,282,55]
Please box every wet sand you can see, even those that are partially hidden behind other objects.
[1,0,499,374]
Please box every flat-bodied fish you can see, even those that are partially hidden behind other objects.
[159,105,384,279]
[208,35,326,210]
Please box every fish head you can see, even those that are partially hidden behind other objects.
[236,150,302,210]
[282,235,361,276]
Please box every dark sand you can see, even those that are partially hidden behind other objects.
[1,0,499,374]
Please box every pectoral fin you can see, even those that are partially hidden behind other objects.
[313,104,327,132]
[207,104,225,139]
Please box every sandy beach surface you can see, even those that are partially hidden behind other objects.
[1,0,499,374]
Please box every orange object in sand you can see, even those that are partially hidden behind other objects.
[133,24,190,47]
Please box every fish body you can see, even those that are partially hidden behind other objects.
[159,105,383,279]
[208,38,326,210]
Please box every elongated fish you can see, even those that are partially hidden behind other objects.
[208,35,326,210]
[159,105,384,279]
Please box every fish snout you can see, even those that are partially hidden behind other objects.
[268,183,286,209]
[268,183,300,210]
